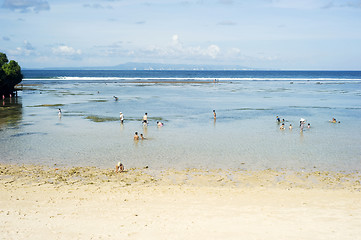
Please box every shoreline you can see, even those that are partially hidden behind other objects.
[1,163,361,191]
[1,163,361,239]
[20,80,217,84]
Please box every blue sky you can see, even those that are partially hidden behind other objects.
[1,0,361,70]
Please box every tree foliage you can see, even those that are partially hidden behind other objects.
[0,53,8,66]
[0,52,23,96]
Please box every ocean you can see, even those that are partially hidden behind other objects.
[1,70,361,172]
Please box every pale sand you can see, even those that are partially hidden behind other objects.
[1,164,361,240]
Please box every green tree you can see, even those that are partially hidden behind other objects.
[0,53,8,66]
[0,52,23,96]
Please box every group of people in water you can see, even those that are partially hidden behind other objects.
[133,132,147,141]
[276,115,340,132]
[119,112,164,127]
[112,109,339,173]
[129,113,165,143]
[2,93,17,99]
[2,93,16,106]
[117,112,164,172]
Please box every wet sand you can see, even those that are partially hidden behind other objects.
[1,163,361,239]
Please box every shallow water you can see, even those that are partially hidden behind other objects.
[1,71,361,172]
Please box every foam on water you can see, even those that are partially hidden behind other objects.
[23,76,361,83]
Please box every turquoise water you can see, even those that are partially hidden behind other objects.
[1,71,361,172]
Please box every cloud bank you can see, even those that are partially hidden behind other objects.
[2,0,50,13]
[8,40,36,56]
[52,45,82,57]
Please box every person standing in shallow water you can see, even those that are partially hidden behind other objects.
[143,113,148,125]
[300,122,305,132]
[213,110,216,119]
[119,112,124,124]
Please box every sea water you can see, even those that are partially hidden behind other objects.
[1,70,360,172]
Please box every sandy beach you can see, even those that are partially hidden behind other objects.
[1,164,360,240]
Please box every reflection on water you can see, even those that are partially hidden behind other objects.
[0,97,23,127]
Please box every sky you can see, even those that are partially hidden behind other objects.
[1,0,361,70]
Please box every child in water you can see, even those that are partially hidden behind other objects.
[330,118,340,123]
[134,132,139,140]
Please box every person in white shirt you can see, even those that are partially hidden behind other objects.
[119,112,124,124]
[143,113,148,124]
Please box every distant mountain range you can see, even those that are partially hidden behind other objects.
[31,62,253,71]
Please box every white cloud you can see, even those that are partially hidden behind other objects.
[230,48,241,54]
[7,40,36,56]
[52,45,82,56]
[172,34,179,44]
[206,45,220,58]
[168,35,220,59]
[97,35,223,63]
[129,38,222,62]
[8,47,31,56]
